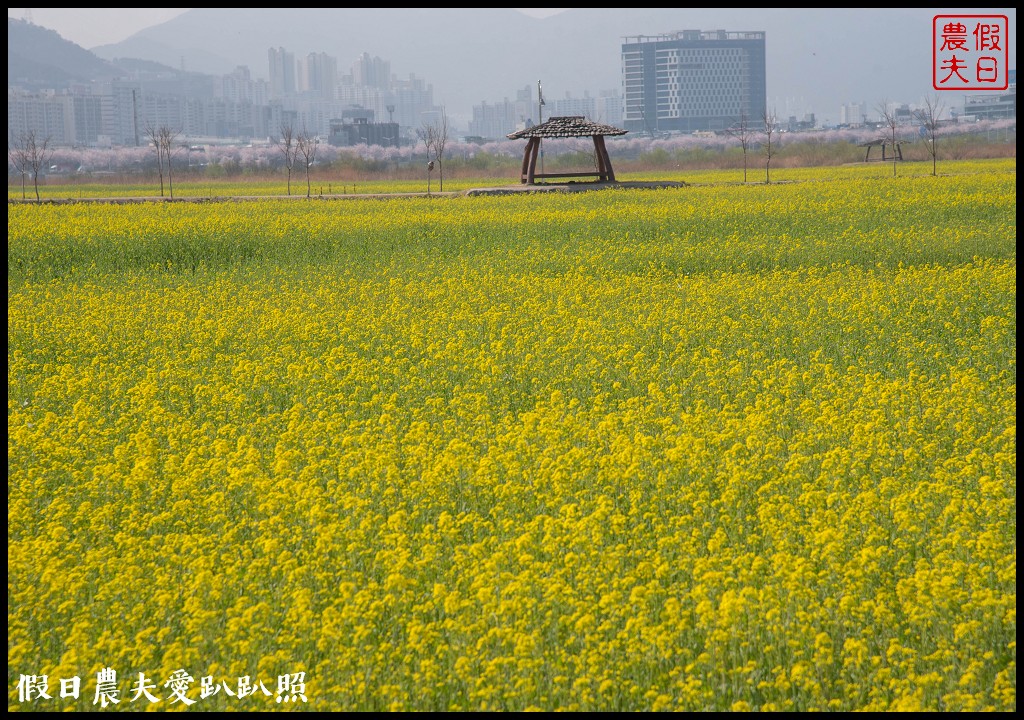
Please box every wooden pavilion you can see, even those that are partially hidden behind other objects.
[859,138,904,162]
[507,116,628,184]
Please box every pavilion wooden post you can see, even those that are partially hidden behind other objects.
[521,137,541,184]
[520,137,535,182]
[593,136,615,182]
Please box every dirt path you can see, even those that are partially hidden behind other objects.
[8,181,687,205]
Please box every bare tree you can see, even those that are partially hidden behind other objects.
[724,110,754,183]
[421,107,450,192]
[158,126,181,199]
[144,121,165,196]
[877,99,900,178]
[416,127,432,194]
[763,107,779,184]
[9,132,31,199]
[276,123,298,196]
[27,132,55,201]
[914,95,945,177]
[432,107,449,192]
[10,130,55,201]
[296,128,319,198]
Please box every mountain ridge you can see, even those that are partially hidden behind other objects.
[8,17,124,87]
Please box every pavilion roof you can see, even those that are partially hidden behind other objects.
[507,116,628,140]
[859,137,904,147]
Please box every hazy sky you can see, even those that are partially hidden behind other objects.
[7,8,569,48]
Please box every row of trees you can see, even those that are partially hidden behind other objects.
[274,110,451,196]
[275,111,451,198]
[11,120,322,200]
[10,112,466,199]
[274,124,321,197]
[145,120,324,199]
[721,109,781,184]
[144,123,181,198]
[879,96,945,178]
[272,110,451,196]
[9,96,976,197]
[724,96,946,184]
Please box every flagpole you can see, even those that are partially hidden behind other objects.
[538,79,545,176]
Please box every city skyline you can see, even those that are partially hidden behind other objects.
[8,7,1015,136]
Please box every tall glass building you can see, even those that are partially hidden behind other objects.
[622,30,766,134]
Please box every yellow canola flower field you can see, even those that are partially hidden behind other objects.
[8,161,1016,711]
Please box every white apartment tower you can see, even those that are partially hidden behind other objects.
[622,30,766,134]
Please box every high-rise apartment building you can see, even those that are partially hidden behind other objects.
[268,47,297,98]
[839,102,867,126]
[468,86,534,139]
[595,90,624,126]
[621,29,766,134]
[352,52,391,90]
[553,91,596,120]
[8,89,74,145]
[303,52,339,99]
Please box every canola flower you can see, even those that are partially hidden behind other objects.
[7,161,1016,711]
